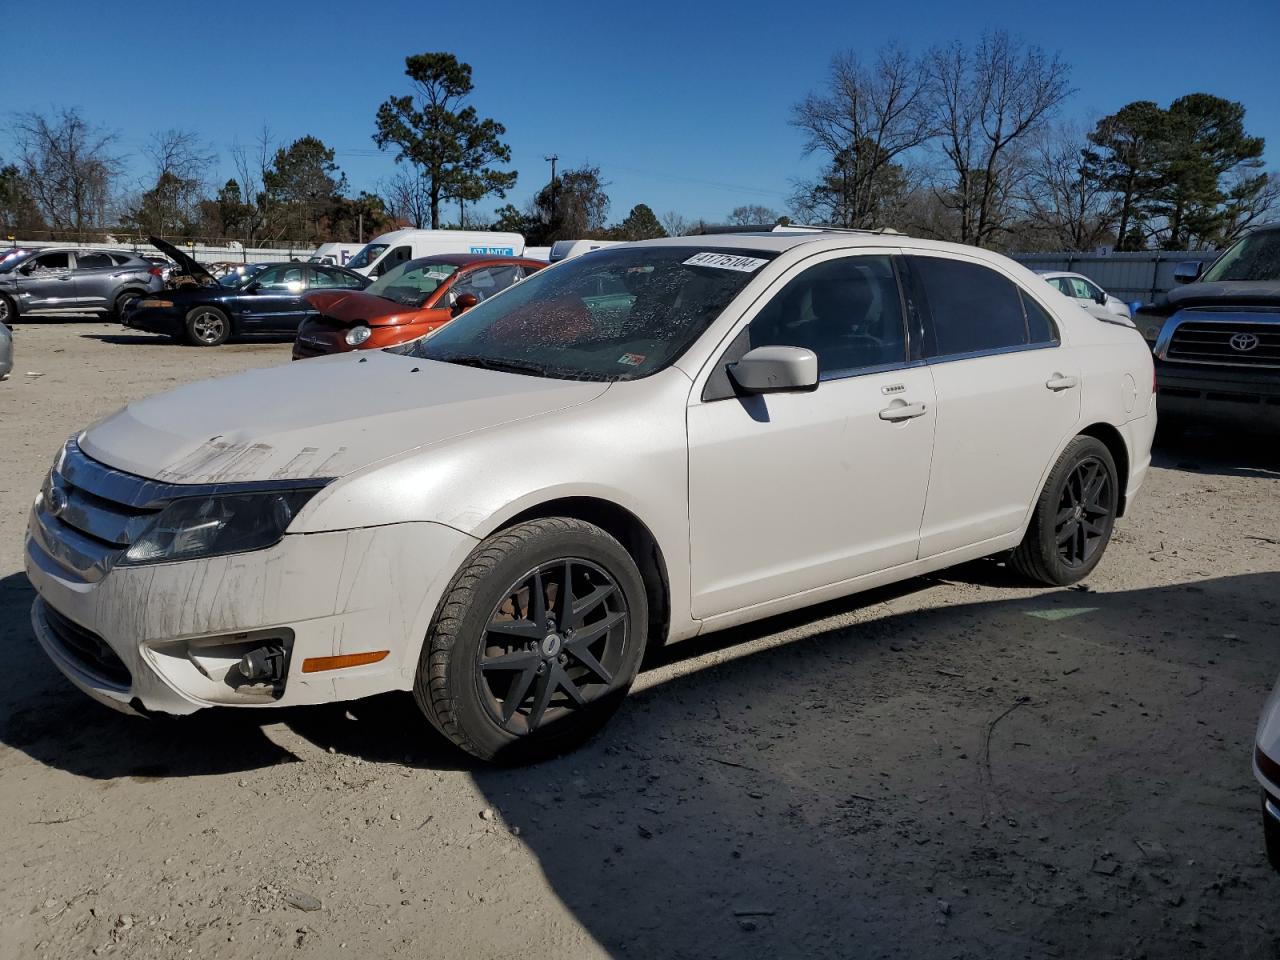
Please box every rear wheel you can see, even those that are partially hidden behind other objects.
[113,290,142,319]
[184,306,230,346]
[1011,436,1118,586]
[415,518,648,763]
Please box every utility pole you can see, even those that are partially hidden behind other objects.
[545,154,559,223]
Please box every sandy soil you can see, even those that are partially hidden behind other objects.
[1,319,1278,959]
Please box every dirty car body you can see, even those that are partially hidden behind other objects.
[293,254,545,359]
[1255,676,1280,870]
[26,232,1156,762]
[0,321,11,380]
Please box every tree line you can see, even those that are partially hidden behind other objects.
[1,39,1273,252]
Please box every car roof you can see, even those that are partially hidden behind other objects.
[1034,270,1087,280]
[398,253,543,270]
[626,229,1026,262]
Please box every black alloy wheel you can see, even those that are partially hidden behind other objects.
[478,558,629,735]
[1054,456,1113,569]
[1011,435,1118,586]
[415,517,648,763]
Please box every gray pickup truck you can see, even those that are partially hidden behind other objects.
[1137,224,1280,432]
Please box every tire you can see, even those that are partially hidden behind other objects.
[0,293,15,324]
[113,290,142,319]
[415,518,648,764]
[1011,435,1119,586]
[184,306,231,347]
[1265,793,1280,872]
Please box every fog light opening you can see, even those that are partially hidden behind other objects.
[238,645,286,684]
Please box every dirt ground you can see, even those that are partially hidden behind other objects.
[1,318,1278,960]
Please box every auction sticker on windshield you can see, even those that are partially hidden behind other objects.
[683,252,769,272]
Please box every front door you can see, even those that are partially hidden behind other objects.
[16,251,78,311]
[687,252,937,618]
[235,263,309,333]
[905,255,1081,557]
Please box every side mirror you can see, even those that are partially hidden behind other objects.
[727,345,819,395]
[454,292,479,312]
[243,282,260,294]
[1094,292,1107,305]
[1173,261,1202,284]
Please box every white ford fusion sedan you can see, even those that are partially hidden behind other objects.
[26,231,1156,761]
[1254,678,1280,870]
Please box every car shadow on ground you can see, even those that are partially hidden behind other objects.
[3,562,1278,956]
[1153,422,1280,480]
[462,571,1280,959]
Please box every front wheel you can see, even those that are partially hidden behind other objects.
[184,306,230,346]
[415,518,648,763]
[1011,436,1119,586]
[0,293,15,324]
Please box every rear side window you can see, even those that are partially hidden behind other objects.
[1021,290,1059,344]
[77,252,113,269]
[312,266,364,289]
[909,256,1051,358]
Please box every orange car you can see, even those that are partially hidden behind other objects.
[293,254,546,359]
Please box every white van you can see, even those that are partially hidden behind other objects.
[548,239,623,262]
[308,242,364,267]
[344,229,526,277]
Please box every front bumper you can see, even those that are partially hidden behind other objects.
[1255,680,1280,799]
[1155,359,1280,430]
[26,519,477,715]
[121,304,187,335]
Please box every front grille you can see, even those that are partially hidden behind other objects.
[30,440,171,580]
[39,599,132,689]
[1167,320,1280,368]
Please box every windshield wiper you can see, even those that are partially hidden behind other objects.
[438,354,551,377]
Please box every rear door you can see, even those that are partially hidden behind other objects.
[905,255,1080,558]
[16,251,77,310]
[72,251,120,312]
[237,263,309,332]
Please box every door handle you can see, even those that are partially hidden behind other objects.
[1045,374,1078,392]
[879,401,928,422]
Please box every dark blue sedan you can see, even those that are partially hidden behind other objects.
[123,239,369,346]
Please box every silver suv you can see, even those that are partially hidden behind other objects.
[0,248,164,322]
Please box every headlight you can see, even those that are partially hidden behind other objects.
[136,298,174,309]
[121,488,323,565]
[345,324,372,346]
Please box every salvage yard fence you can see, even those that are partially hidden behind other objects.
[1009,250,1217,303]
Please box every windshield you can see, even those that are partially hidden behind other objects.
[366,261,459,307]
[0,250,28,273]
[345,243,388,270]
[399,246,776,381]
[218,264,267,288]
[1201,230,1280,283]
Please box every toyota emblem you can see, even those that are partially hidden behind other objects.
[1230,332,1260,352]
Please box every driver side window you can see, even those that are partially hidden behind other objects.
[746,255,908,378]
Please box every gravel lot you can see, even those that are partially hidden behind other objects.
[1,319,1278,959]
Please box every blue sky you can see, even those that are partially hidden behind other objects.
[3,0,1279,225]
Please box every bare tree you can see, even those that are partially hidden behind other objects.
[381,167,431,228]
[1018,122,1115,250]
[791,44,933,228]
[727,204,779,225]
[660,210,691,236]
[12,107,120,236]
[229,126,275,243]
[926,32,1072,246]
[124,129,216,236]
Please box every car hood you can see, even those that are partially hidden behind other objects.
[78,349,609,484]
[1165,280,1280,311]
[305,290,445,327]
[149,235,217,287]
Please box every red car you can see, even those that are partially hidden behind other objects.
[294,254,546,359]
